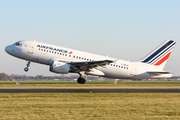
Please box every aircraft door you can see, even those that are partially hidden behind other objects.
[131,65,138,76]
[27,42,35,54]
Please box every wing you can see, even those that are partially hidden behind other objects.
[49,58,115,73]
[69,60,114,72]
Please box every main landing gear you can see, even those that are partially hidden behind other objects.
[77,72,86,84]
[24,61,31,72]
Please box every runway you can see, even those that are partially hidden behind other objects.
[0,89,180,93]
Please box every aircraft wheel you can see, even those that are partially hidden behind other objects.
[24,67,29,72]
[77,77,86,84]
[80,78,86,84]
[77,78,81,84]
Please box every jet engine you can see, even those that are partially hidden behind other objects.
[50,61,70,74]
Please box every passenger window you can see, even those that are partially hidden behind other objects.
[69,55,71,57]
[116,65,118,67]
[73,56,75,58]
[79,57,81,59]
[84,58,86,60]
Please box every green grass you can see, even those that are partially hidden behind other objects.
[1,81,180,89]
[0,81,113,84]
[0,93,180,119]
[1,81,180,85]
[118,81,180,84]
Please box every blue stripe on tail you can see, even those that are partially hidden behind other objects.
[142,40,173,63]
[148,42,175,64]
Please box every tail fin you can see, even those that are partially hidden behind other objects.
[140,40,176,70]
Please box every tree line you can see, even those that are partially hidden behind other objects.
[0,73,7,80]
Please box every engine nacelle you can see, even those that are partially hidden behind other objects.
[50,61,70,74]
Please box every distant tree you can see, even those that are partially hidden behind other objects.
[0,73,7,81]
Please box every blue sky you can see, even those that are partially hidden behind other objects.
[0,0,180,76]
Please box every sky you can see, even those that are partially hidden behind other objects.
[0,0,180,76]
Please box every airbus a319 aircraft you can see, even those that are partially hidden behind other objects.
[5,40,176,84]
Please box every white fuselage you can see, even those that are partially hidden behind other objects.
[5,41,173,79]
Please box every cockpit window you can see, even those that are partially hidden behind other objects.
[13,42,22,47]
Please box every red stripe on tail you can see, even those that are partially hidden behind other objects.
[154,52,171,66]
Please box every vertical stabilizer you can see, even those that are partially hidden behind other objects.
[140,40,176,70]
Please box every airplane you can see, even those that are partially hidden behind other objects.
[5,40,176,84]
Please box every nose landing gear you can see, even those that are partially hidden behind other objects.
[77,72,86,84]
[24,61,31,72]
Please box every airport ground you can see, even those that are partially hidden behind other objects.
[1,81,180,89]
[1,93,180,119]
[0,81,180,119]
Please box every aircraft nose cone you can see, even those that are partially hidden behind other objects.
[5,45,11,54]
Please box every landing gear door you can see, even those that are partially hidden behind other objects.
[131,65,138,76]
[27,41,35,54]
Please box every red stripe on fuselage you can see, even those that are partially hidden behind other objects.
[154,52,171,66]
[69,51,73,54]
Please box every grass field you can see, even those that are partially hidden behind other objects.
[0,93,180,119]
[1,81,180,89]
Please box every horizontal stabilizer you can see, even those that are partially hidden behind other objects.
[147,71,171,74]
